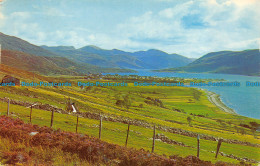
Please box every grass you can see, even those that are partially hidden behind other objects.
[0,102,259,164]
[0,75,259,165]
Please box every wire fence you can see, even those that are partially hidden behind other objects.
[2,97,225,160]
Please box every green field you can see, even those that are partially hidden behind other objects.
[0,75,259,165]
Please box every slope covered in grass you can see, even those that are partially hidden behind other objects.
[158,49,260,76]
[0,116,229,166]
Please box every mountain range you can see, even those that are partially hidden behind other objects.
[159,50,260,76]
[41,45,193,69]
[1,32,259,76]
[0,32,193,75]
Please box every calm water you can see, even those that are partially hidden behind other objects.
[105,70,260,119]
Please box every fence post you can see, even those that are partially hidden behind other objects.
[30,105,33,123]
[215,138,223,158]
[76,115,79,133]
[7,98,10,116]
[99,114,102,139]
[125,123,130,147]
[50,109,54,128]
[197,134,200,158]
[152,125,156,153]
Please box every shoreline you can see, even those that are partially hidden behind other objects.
[200,89,237,114]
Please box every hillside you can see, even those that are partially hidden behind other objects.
[0,69,259,165]
[0,32,193,71]
[1,50,134,75]
[132,49,193,69]
[0,116,224,165]
[0,32,57,57]
[0,33,135,74]
[1,50,74,75]
[0,64,49,81]
[41,45,194,69]
[158,50,260,76]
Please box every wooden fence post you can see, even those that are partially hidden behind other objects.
[125,123,130,147]
[152,125,156,153]
[7,98,10,116]
[99,114,102,139]
[30,105,33,123]
[197,134,200,158]
[215,139,223,158]
[50,109,54,128]
[76,115,79,133]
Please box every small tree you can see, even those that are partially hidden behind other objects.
[123,95,131,109]
[227,121,232,126]
[139,104,143,108]
[187,117,192,126]
[116,99,124,107]
[216,119,223,126]
[249,122,258,138]
[65,97,73,113]
[251,128,257,138]
[249,122,258,129]
[240,128,246,135]
[234,126,239,133]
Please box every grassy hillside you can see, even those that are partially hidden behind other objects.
[0,32,135,74]
[1,50,135,75]
[1,116,230,165]
[0,32,57,57]
[0,70,259,165]
[158,49,260,76]
[2,50,72,75]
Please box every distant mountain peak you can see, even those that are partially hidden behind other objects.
[81,45,102,50]
[147,49,169,55]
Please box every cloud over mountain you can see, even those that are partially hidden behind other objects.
[0,0,259,58]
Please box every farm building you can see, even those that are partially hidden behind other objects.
[1,75,20,86]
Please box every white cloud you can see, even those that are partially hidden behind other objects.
[1,0,259,57]
[228,0,258,7]
[159,1,193,19]
[117,11,175,41]
[10,11,30,19]
[114,0,260,57]
[0,0,5,27]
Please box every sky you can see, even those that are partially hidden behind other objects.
[0,0,259,58]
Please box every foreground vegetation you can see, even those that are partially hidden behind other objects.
[0,66,259,165]
[0,116,245,165]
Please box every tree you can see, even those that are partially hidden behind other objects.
[123,95,131,109]
[227,121,232,126]
[139,104,143,108]
[249,121,258,128]
[65,97,73,113]
[234,126,239,133]
[249,122,258,138]
[187,117,192,126]
[239,128,246,135]
[251,128,257,138]
[116,99,124,107]
[216,119,223,125]
[115,95,132,109]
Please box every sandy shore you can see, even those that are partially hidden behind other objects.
[202,89,237,114]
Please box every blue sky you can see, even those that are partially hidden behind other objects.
[0,0,259,58]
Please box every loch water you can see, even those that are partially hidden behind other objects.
[106,70,260,119]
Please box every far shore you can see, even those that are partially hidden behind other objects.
[201,89,237,114]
